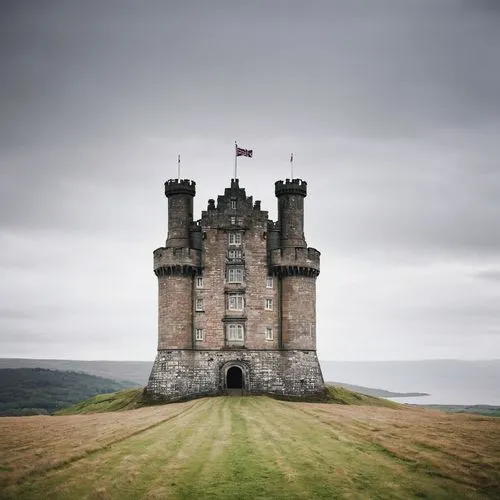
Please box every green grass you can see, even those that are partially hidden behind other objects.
[325,384,399,407]
[55,388,151,415]
[56,384,398,416]
[418,405,500,417]
[2,397,500,499]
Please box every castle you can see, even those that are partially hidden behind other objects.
[146,177,324,400]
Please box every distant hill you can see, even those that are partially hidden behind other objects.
[0,358,152,385]
[0,368,139,416]
[329,381,428,398]
[0,358,428,399]
[415,404,500,417]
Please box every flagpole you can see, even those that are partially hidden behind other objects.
[234,141,238,179]
[177,154,181,180]
[290,153,294,179]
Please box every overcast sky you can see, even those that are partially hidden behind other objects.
[1,0,499,361]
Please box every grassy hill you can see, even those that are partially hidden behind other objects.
[329,381,428,398]
[0,368,139,416]
[56,384,398,416]
[417,404,500,417]
[55,388,150,415]
[1,396,499,498]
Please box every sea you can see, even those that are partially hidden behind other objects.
[320,360,500,406]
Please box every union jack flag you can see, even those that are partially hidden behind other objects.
[236,146,253,158]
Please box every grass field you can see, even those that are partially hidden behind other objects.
[1,396,499,499]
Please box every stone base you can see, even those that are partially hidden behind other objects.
[146,349,325,402]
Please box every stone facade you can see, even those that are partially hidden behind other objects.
[146,177,324,400]
[147,350,323,401]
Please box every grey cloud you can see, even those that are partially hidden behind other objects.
[310,132,500,260]
[475,270,500,282]
[2,0,500,150]
[1,1,499,360]
[0,308,34,321]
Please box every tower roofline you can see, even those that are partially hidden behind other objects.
[275,178,307,197]
[164,178,196,197]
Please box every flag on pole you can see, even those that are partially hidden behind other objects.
[236,146,253,158]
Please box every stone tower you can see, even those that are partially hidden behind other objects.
[146,177,324,400]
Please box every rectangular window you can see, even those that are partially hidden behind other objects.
[195,298,204,311]
[228,323,244,341]
[230,216,236,225]
[228,249,242,260]
[231,200,237,209]
[229,232,242,245]
[265,298,273,310]
[195,328,204,341]
[228,293,244,310]
[196,276,204,288]
[266,277,273,288]
[228,267,244,283]
[265,327,273,340]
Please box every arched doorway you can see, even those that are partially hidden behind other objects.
[226,366,243,389]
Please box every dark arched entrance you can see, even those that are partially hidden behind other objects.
[226,366,243,389]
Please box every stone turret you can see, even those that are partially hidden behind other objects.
[275,179,307,248]
[164,179,196,249]
[154,178,201,351]
[272,178,320,351]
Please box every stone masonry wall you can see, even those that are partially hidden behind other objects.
[158,275,193,350]
[165,194,193,248]
[146,349,324,401]
[281,275,316,350]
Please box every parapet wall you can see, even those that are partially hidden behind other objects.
[270,247,320,276]
[154,247,201,276]
[164,178,196,197]
[275,179,307,197]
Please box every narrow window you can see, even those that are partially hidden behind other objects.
[195,298,204,311]
[195,328,204,341]
[196,276,204,288]
[228,267,244,283]
[231,199,237,209]
[229,232,242,245]
[228,293,244,310]
[265,327,273,340]
[228,323,244,341]
[265,298,273,310]
[230,216,236,225]
[266,276,273,288]
[228,249,242,261]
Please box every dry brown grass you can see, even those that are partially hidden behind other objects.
[0,399,199,488]
[1,397,499,499]
[291,402,500,494]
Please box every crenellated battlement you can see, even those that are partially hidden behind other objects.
[164,178,196,197]
[270,247,320,277]
[154,246,201,276]
[275,178,307,197]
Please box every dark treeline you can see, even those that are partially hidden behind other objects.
[0,368,139,416]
